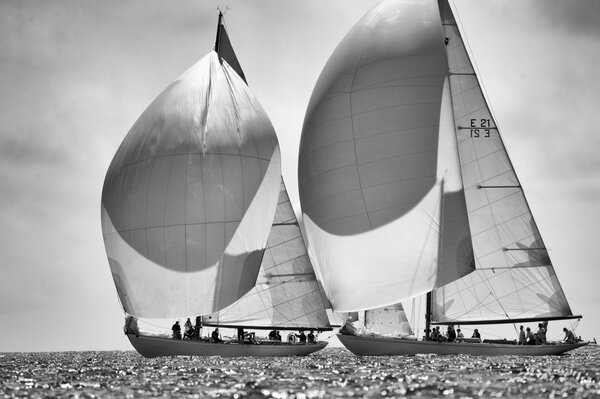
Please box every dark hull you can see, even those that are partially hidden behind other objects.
[127,334,327,358]
[338,334,588,356]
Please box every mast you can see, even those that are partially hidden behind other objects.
[212,10,247,84]
[425,292,432,340]
[214,11,223,59]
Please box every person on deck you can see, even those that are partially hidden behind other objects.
[268,329,277,341]
[183,323,195,340]
[542,320,548,338]
[212,327,223,343]
[536,323,547,344]
[194,316,202,340]
[518,325,526,345]
[456,328,464,341]
[430,327,439,341]
[295,330,307,343]
[307,330,316,344]
[237,327,245,342]
[172,321,182,339]
[124,315,139,337]
[471,329,481,342]
[562,327,576,344]
[525,327,536,345]
[446,325,456,342]
[275,331,281,341]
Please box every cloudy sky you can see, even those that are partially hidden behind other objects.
[1,0,599,352]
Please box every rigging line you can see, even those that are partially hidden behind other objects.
[456,272,560,320]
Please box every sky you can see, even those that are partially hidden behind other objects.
[1,0,599,352]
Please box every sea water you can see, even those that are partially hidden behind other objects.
[1,346,599,398]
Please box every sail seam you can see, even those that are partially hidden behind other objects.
[354,79,448,93]
[301,177,435,217]
[303,100,442,131]
[356,52,450,72]
[298,124,439,164]
[443,266,554,314]
[301,148,438,188]
[460,148,506,167]
[109,221,248,234]
[446,272,562,321]
[162,155,176,280]
[450,84,480,99]
[347,50,372,230]
[115,152,272,171]
[470,212,533,246]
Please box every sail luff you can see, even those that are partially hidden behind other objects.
[431,0,575,324]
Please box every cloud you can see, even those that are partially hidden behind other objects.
[534,0,600,37]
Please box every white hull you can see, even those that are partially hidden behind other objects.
[338,334,588,356]
[127,334,328,358]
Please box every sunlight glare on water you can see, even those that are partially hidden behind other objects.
[1,346,599,398]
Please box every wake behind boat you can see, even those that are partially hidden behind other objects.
[298,0,587,356]
[101,12,331,357]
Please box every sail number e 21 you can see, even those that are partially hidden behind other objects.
[470,119,491,138]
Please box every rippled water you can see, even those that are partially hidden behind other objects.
[1,346,599,398]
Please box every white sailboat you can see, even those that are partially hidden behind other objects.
[298,0,587,356]
[101,12,330,357]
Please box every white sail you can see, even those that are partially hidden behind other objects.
[431,0,574,323]
[436,77,476,287]
[298,0,473,312]
[365,304,414,337]
[101,50,281,318]
[202,178,332,329]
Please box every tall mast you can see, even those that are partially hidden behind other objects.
[214,11,223,59]
[425,292,432,340]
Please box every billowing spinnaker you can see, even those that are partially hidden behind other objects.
[203,179,332,329]
[101,51,281,318]
[298,0,449,312]
[432,0,573,323]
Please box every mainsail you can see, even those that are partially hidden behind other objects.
[202,178,332,330]
[101,16,281,319]
[431,0,576,324]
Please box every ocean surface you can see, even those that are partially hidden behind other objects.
[1,346,599,398]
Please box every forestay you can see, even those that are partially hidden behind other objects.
[101,50,281,318]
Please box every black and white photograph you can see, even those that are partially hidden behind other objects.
[1,0,599,397]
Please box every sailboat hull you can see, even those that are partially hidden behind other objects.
[338,334,588,356]
[127,334,328,358]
